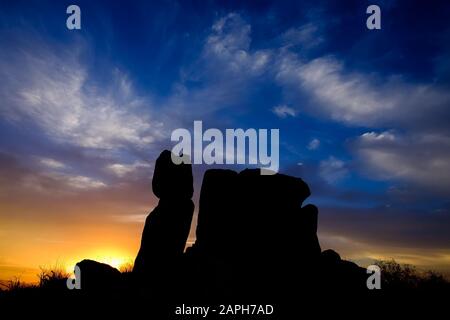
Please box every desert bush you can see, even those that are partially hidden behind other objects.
[38,264,69,290]
[376,259,449,291]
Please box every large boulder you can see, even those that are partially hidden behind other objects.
[75,259,122,292]
[133,150,194,285]
[187,168,319,298]
[152,150,193,200]
[194,169,239,256]
[234,169,312,258]
[318,249,368,292]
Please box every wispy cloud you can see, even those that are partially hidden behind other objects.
[111,213,148,224]
[272,105,297,118]
[39,158,66,170]
[205,13,271,75]
[25,171,107,192]
[167,13,273,119]
[106,161,151,178]
[319,156,348,184]
[276,55,450,130]
[61,174,107,190]
[0,42,164,151]
[281,23,324,49]
[353,131,450,194]
[307,138,320,150]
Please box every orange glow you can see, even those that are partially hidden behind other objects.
[2,202,450,283]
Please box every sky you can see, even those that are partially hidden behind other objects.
[0,0,450,283]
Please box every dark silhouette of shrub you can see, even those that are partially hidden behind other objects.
[377,259,449,291]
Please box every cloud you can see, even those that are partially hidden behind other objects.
[319,156,348,184]
[2,13,448,197]
[60,175,106,190]
[39,158,66,170]
[106,161,151,178]
[276,55,450,130]
[24,171,107,192]
[196,13,450,199]
[281,23,324,49]
[164,13,274,120]
[0,42,164,151]
[353,131,450,194]
[319,205,450,254]
[189,13,450,136]
[111,213,148,223]
[199,13,450,134]
[204,13,271,75]
[307,138,320,150]
[0,152,107,197]
[272,105,297,118]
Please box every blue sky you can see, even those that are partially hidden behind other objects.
[1,0,450,280]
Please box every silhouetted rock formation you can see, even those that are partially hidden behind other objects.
[133,150,194,294]
[185,168,324,298]
[318,249,367,292]
[152,150,193,199]
[235,169,317,259]
[193,169,238,256]
[76,150,371,304]
[76,259,121,292]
